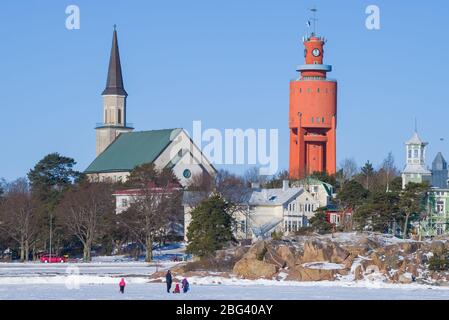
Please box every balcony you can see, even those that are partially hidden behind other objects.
[95,122,134,129]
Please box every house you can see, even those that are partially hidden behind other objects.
[292,177,334,208]
[183,181,321,242]
[420,189,449,237]
[85,28,215,186]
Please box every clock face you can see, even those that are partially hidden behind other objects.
[312,48,321,57]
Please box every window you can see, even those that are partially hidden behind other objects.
[436,201,444,213]
[121,198,128,207]
[414,149,419,158]
[317,88,320,93]
[316,117,320,123]
[299,88,302,93]
[240,220,246,233]
[105,110,108,123]
[308,88,311,93]
[118,109,122,124]
[408,149,412,158]
[311,117,314,123]
[183,169,192,179]
[322,117,324,123]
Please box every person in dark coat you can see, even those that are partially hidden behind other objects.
[165,270,173,293]
[182,278,189,293]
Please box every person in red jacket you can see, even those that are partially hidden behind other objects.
[173,282,180,293]
[119,278,126,294]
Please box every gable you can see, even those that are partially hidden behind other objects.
[85,128,181,173]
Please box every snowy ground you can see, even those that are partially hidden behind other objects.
[1,282,449,300]
[1,242,449,300]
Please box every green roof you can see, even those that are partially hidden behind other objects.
[85,128,182,173]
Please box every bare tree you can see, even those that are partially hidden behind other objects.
[243,167,269,186]
[119,163,181,262]
[56,182,114,262]
[0,178,39,261]
[381,152,398,192]
[339,158,359,182]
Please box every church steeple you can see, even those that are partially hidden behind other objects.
[102,26,127,97]
[95,26,133,157]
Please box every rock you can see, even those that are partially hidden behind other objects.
[234,246,250,260]
[330,245,351,264]
[302,239,333,263]
[342,244,370,257]
[398,273,413,284]
[286,266,337,281]
[233,258,278,279]
[276,246,296,268]
[264,245,287,269]
[354,265,364,280]
[431,241,446,255]
[244,241,268,261]
[398,242,419,254]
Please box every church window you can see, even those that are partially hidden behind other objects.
[183,169,192,179]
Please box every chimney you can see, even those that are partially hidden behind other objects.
[282,180,290,191]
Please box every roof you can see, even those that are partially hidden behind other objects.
[432,152,448,171]
[102,28,127,96]
[85,129,181,173]
[248,188,305,206]
[406,132,426,145]
[294,178,334,196]
[402,164,431,175]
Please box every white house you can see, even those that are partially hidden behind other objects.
[183,181,321,242]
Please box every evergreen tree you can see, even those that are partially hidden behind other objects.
[399,182,429,239]
[360,161,374,190]
[186,194,234,257]
[354,191,400,232]
[309,208,333,234]
[337,180,369,211]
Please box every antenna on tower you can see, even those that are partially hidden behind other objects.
[309,5,318,36]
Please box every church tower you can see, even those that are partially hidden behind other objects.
[401,131,431,188]
[95,26,133,156]
[289,10,337,179]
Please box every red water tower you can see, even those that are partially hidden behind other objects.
[289,33,337,179]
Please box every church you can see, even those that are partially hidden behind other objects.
[85,28,216,186]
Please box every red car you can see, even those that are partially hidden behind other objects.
[40,254,67,263]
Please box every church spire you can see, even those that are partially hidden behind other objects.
[102,26,127,96]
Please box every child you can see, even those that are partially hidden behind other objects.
[173,282,180,293]
[119,278,126,294]
[182,278,189,293]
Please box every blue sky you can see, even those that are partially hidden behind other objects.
[1,0,449,181]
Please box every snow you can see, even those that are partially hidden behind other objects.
[1,281,449,300]
[302,262,345,270]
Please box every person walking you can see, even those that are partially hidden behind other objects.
[165,270,173,293]
[119,278,126,294]
[182,278,189,293]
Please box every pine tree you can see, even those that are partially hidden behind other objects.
[186,194,234,258]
